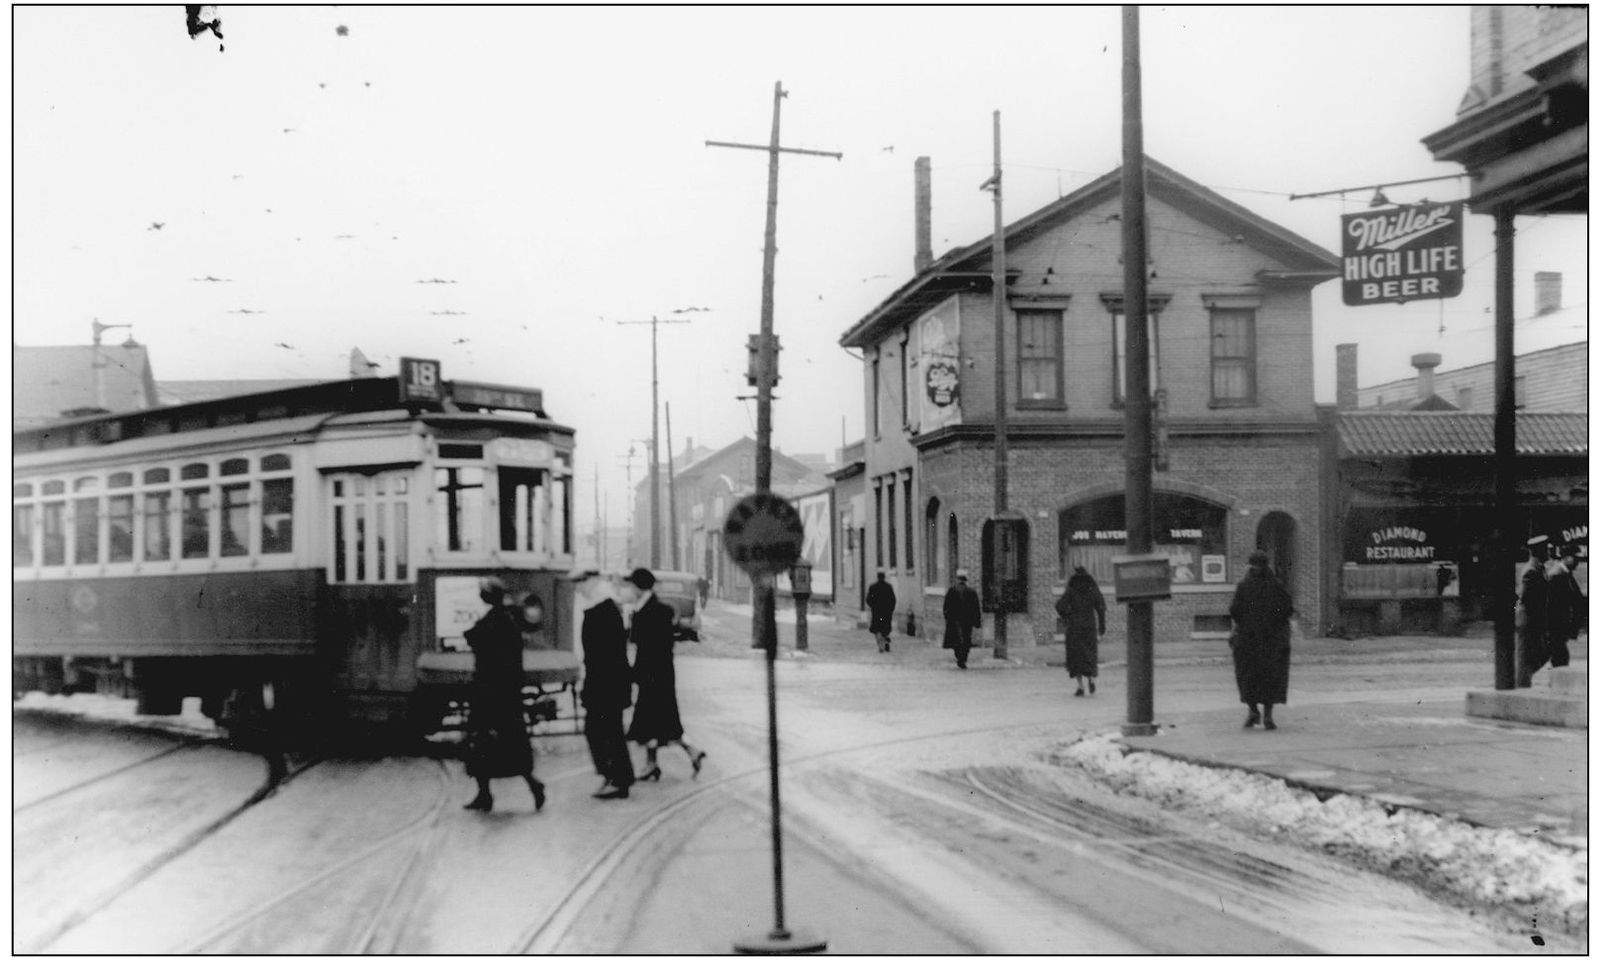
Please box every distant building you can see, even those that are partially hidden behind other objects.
[1353,341,1585,414]
[13,342,160,430]
[643,437,829,601]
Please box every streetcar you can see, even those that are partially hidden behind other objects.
[13,357,581,740]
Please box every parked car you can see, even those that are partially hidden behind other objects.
[651,570,702,641]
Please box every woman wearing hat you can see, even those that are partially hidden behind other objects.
[1229,551,1295,730]
[462,577,546,812]
[623,568,707,780]
[1055,566,1106,696]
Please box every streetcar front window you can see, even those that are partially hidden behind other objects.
[499,467,546,554]
[435,466,484,553]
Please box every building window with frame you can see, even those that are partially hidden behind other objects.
[924,497,940,585]
[902,475,914,570]
[870,355,882,438]
[899,337,910,430]
[1209,307,1257,405]
[1110,310,1161,406]
[873,482,884,568]
[887,480,899,571]
[1016,308,1064,406]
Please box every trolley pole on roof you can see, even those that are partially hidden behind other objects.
[617,315,691,568]
[1120,5,1158,738]
[708,80,838,957]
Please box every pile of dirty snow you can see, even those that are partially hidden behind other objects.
[14,692,221,736]
[1054,732,1586,926]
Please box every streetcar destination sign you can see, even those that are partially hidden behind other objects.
[1340,201,1464,306]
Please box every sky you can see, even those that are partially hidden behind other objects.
[12,6,1588,526]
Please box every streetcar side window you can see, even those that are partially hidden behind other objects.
[558,474,572,556]
[73,476,100,567]
[143,468,173,562]
[40,480,66,567]
[261,478,294,554]
[435,466,484,553]
[499,467,546,554]
[14,483,35,567]
[220,482,251,557]
[107,473,135,563]
[181,463,211,559]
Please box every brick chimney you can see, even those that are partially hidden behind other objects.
[914,156,934,273]
[1336,343,1358,410]
[1411,352,1442,401]
[1535,271,1562,315]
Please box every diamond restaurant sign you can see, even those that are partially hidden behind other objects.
[1340,202,1464,306]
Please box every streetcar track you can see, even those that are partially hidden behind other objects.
[176,757,452,954]
[30,750,326,954]
[14,739,209,813]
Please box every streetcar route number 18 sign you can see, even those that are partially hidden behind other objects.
[1340,201,1464,306]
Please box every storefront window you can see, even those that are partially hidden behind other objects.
[1060,492,1228,585]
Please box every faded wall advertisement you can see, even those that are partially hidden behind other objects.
[916,296,962,433]
[791,488,835,598]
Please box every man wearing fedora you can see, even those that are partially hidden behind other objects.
[572,568,635,800]
[942,570,982,669]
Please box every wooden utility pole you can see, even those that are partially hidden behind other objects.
[707,80,839,957]
[617,315,691,567]
[1491,206,1517,690]
[987,111,1009,660]
[1120,5,1158,737]
[665,403,680,571]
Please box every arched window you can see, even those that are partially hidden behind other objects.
[947,513,959,580]
[924,498,941,584]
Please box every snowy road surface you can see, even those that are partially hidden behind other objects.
[14,650,1566,953]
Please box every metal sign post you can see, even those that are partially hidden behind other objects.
[724,494,826,955]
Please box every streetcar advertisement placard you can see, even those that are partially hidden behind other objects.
[1340,202,1464,306]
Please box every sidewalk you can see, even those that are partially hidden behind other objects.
[691,600,1588,848]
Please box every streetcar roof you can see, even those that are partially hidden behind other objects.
[13,375,571,456]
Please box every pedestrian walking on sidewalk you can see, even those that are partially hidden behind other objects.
[462,578,546,812]
[1544,545,1586,670]
[1517,534,1551,681]
[1229,551,1294,730]
[624,568,708,781]
[1056,567,1105,696]
[942,570,982,669]
[865,571,897,653]
[573,568,634,800]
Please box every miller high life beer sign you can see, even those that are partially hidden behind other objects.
[1340,202,1464,306]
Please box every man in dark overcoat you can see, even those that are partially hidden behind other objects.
[1228,551,1294,730]
[574,569,635,799]
[1517,535,1552,682]
[1544,545,1585,670]
[942,570,983,669]
[865,571,896,653]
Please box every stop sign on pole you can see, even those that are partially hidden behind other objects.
[723,493,804,577]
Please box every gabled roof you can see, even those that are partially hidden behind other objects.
[840,156,1338,348]
[1338,412,1587,458]
[13,344,160,429]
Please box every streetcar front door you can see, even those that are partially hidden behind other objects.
[322,471,417,723]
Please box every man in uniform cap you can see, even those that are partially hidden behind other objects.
[1517,535,1552,684]
[1544,544,1586,671]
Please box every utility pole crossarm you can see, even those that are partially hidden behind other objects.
[705,140,843,160]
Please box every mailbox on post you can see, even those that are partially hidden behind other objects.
[1113,554,1173,603]
[789,559,812,651]
[789,559,813,598]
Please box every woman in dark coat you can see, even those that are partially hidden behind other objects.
[1055,567,1106,696]
[624,568,706,780]
[463,577,545,811]
[1229,551,1295,730]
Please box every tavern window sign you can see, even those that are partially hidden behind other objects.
[1340,202,1464,306]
